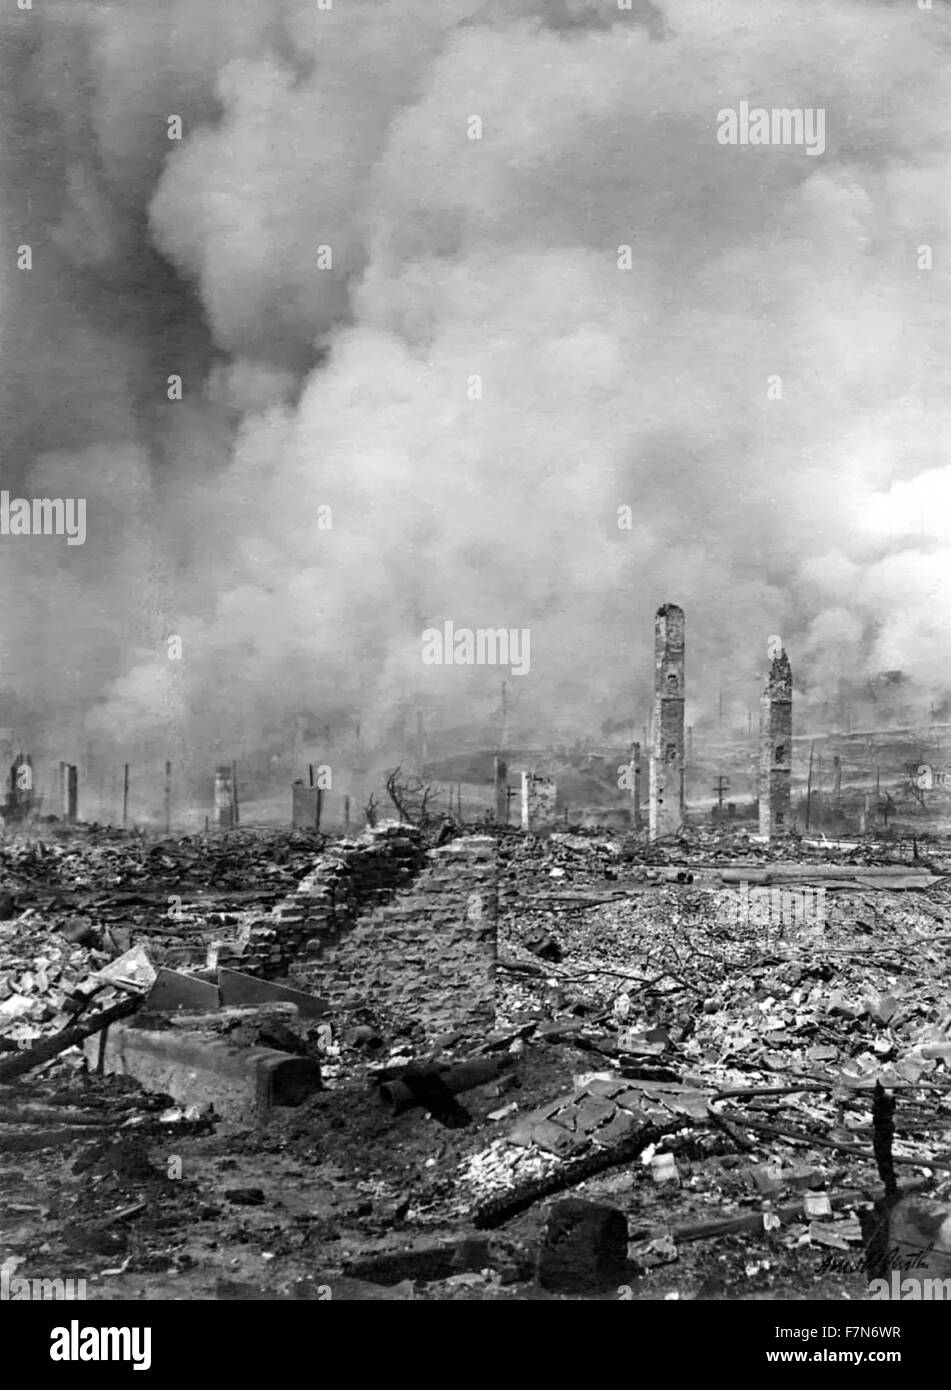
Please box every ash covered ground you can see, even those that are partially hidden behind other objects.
[2,821,950,1301]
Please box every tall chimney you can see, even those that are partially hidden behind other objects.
[758,651,793,839]
[649,604,685,840]
[214,765,233,830]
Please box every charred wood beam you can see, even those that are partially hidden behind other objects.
[0,996,139,1085]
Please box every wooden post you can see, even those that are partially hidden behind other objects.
[804,741,815,831]
[875,766,881,819]
[631,742,642,831]
[457,782,462,822]
[344,794,350,833]
[231,760,240,826]
[308,763,315,787]
[833,755,841,816]
[164,760,172,834]
[122,764,129,829]
[494,755,508,826]
[315,787,323,831]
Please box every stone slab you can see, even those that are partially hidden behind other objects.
[217,967,329,1020]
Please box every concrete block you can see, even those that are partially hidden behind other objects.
[145,968,221,1013]
[217,967,329,1020]
[85,1022,321,1122]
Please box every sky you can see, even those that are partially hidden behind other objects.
[0,0,948,788]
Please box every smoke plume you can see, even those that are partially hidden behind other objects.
[1,0,949,802]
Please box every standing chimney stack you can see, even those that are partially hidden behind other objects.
[649,604,685,840]
[758,651,793,839]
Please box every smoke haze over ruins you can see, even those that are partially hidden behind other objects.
[1,0,950,782]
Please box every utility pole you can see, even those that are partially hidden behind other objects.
[163,760,172,835]
[714,775,730,821]
[231,760,240,826]
[804,741,815,831]
[122,764,129,829]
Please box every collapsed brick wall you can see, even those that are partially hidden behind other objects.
[288,834,498,1037]
[241,824,426,977]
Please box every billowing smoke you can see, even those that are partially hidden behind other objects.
[1,0,949,804]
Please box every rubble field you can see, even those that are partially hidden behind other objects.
[2,822,950,1301]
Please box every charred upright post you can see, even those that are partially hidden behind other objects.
[649,604,685,840]
[494,755,508,826]
[758,651,793,838]
[629,742,642,830]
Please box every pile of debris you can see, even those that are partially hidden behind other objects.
[2,821,951,1300]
